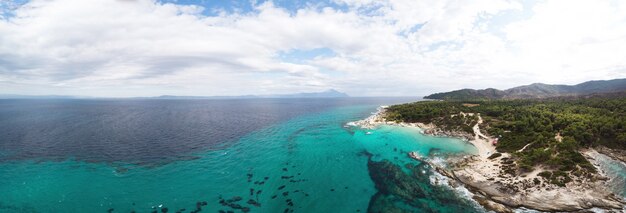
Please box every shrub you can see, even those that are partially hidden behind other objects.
[487,153,502,159]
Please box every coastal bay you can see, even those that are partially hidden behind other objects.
[360,99,626,212]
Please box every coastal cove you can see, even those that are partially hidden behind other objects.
[1,98,481,213]
[363,103,626,212]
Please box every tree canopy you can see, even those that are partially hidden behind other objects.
[385,96,626,180]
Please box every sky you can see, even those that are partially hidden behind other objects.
[1,0,625,97]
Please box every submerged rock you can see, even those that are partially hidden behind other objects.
[228,203,242,209]
[357,150,374,158]
[366,158,480,212]
[246,199,261,207]
[367,159,426,200]
[472,195,512,213]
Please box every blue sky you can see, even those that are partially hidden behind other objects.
[158,0,350,15]
[0,0,625,97]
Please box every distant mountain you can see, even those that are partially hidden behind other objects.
[0,94,89,99]
[0,89,350,100]
[153,95,258,99]
[154,89,349,99]
[424,78,626,100]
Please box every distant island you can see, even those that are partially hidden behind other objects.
[356,78,626,212]
[425,78,626,100]
[155,89,349,99]
[0,89,349,99]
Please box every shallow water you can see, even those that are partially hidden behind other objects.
[592,152,626,198]
[0,98,491,212]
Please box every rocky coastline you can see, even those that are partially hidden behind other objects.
[595,146,626,164]
[353,106,626,212]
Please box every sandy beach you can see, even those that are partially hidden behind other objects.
[468,114,497,158]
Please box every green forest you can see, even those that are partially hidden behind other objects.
[385,96,626,183]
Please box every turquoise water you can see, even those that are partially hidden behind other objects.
[593,153,626,198]
[0,104,482,212]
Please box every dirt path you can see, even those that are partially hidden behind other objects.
[470,114,496,158]
[517,142,534,153]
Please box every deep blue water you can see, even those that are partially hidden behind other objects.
[0,98,418,165]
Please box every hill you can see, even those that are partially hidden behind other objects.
[425,78,626,100]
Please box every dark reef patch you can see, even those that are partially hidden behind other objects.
[366,158,481,213]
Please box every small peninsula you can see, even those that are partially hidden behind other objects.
[356,79,626,212]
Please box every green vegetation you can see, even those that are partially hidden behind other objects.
[384,101,479,134]
[425,88,505,100]
[487,153,502,159]
[385,96,626,177]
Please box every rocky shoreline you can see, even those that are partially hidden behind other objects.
[354,106,626,212]
[595,146,626,164]
[449,151,625,212]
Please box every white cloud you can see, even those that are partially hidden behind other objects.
[0,0,625,97]
[501,0,626,84]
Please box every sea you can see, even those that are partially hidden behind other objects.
[0,98,623,213]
